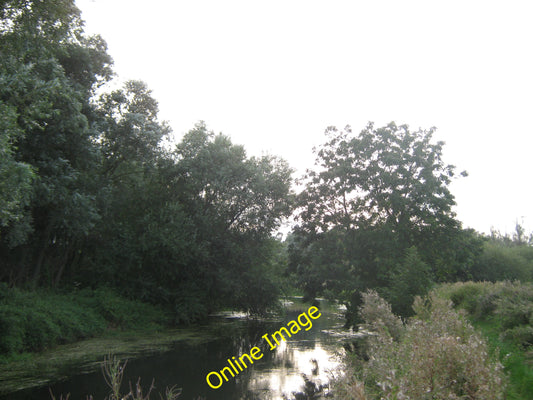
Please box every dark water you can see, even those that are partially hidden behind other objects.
[3,300,353,400]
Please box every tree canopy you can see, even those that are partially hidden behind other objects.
[298,122,463,236]
[290,122,482,318]
[0,0,294,321]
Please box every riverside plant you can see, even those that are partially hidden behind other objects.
[332,290,506,400]
[434,280,533,349]
[49,354,196,400]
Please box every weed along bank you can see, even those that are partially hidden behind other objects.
[205,305,322,389]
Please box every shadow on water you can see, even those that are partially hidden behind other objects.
[1,299,357,400]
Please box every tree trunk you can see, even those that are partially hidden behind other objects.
[32,223,52,286]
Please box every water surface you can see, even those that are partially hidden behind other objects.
[2,299,353,399]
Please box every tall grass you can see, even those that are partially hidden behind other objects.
[49,355,187,400]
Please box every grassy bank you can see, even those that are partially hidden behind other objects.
[0,285,172,363]
[434,281,533,400]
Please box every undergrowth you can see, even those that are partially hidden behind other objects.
[0,284,171,361]
[434,281,533,400]
[333,289,506,399]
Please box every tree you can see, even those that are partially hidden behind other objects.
[168,123,295,316]
[298,122,463,237]
[0,0,295,324]
[0,101,34,247]
[96,80,170,178]
[0,0,112,285]
[385,246,432,317]
[173,122,294,237]
[291,122,478,317]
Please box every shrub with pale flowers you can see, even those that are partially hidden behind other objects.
[332,290,505,399]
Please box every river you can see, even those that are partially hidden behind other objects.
[2,298,354,400]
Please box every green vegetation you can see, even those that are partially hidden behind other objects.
[470,235,533,282]
[1,1,533,398]
[0,285,170,360]
[330,282,532,399]
[434,281,533,399]
[1,0,293,333]
[288,122,486,326]
[333,289,506,399]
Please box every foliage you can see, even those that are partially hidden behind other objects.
[289,122,478,320]
[0,0,112,285]
[0,285,170,358]
[358,290,403,342]
[383,246,433,317]
[334,290,505,399]
[0,101,34,245]
[471,240,533,282]
[434,281,533,399]
[298,122,462,234]
[0,0,294,325]
[434,281,533,348]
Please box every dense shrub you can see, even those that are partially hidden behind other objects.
[471,242,533,282]
[358,290,403,342]
[434,281,533,349]
[334,290,505,399]
[434,280,494,318]
[433,281,533,399]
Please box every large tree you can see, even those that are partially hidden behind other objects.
[298,122,463,237]
[0,0,112,285]
[169,123,295,317]
[290,122,481,317]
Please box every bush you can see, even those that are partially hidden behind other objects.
[471,242,533,282]
[358,289,403,342]
[501,325,533,348]
[434,281,533,348]
[335,290,505,399]
[493,283,533,332]
[432,281,533,399]
[0,311,24,355]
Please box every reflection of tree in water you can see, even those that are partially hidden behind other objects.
[205,310,340,398]
[283,360,332,400]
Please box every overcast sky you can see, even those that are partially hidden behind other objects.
[76,0,533,235]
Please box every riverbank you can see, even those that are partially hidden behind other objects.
[435,281,533,400]
[0,288,303,397]
[0,325,217,396]
[0,285,197,395]
[332,281,533,400]
[1,295,350,399]
[0,286,176,362]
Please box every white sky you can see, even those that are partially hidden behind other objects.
[76,0,533,235]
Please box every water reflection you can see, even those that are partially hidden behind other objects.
[241,304,344,400]
[248,340,338,399]
[4,299,353,400]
